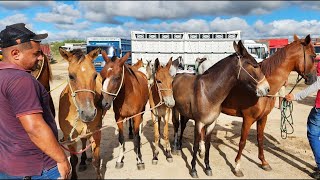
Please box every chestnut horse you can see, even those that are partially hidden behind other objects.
[172,40,270,178]
[31,51,55,117]
[220,34,317,177]
[58,48,105,179]
[100,51,149,170]
[148,57,175,165]
[131,58,144,71]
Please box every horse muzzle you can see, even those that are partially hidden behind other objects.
[102,99,112,110]
[80,107,97,123]
[163,96,175,108]
[256,79,270,97]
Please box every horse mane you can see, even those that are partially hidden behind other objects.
[259,44,288,77]
[124,64,140,82]
[70,49,85,62]
[43,53,53,81]
[203,53,237,75]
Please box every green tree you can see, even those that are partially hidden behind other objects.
[51,39,85,62]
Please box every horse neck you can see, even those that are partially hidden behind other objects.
[199,58,238,101]
[262,47,298,95]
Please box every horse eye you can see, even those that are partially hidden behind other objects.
[69,74,75,80]
[94,73,98,80]
[157,80,162,84]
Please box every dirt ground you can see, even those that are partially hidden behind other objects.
[50,61,317,179]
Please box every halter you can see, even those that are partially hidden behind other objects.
[67,77,96,140]
[101,66,125,99]
[154,72,173,102]
[236,53,266,84]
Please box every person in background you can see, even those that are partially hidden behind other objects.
[0,23,71,179]
[285,62,320,180]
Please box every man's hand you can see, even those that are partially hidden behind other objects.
[285,93,294,102]
[57,158,71,179]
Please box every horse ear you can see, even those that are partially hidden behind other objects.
[155,58,160,72]
[293,34,299,41]
[101,50,111,63]
[87,48,100,61]
[119,51,131,66]
[59,47,73,62]
[305,34,311,45]
[166,57,173,70]
[233,41,239,54]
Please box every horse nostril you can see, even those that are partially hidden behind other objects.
[93,108,97,116]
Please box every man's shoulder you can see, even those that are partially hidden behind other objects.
[0,68,33,80]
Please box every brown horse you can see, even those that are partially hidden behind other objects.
[220,34,317,177]
[148,57,175,165]
[100,51,149,170]
[172,40,270,178]
[131,58,144,71]
[58,47,105,179]
[31,51,55,117]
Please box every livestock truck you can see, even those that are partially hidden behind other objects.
[87,37,131,72]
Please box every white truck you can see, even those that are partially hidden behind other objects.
[131,30,241,74]
[243,40,269,63]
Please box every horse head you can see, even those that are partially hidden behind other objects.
[146,59,155,82]
[154,57,175,108]
[100,50,131,110]
[233,40,270,97]
[59,47,100,123]
[292,34,317,85]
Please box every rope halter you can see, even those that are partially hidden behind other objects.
[154,72,173,102]
[101,66,125,99]
[236,53,266,84]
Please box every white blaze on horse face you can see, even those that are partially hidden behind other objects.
[102,68,113,91]
[81,66,86,72]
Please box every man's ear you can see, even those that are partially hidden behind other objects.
[11,48,20,60]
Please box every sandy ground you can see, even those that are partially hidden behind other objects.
[50,61,317,179]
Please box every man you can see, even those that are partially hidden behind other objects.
[285,62,320,179]
[0,23,71,179]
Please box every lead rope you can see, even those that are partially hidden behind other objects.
[279,74,304,139]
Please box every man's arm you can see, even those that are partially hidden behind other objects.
[294,76,320,101]
[19,113,71,179]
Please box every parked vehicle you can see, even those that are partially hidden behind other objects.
[87,37,131,72]
[131,30,241,74]
[243,40,269,62]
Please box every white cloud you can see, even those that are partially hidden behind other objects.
[78,1,288,23]
[0,1,55,9]
[0,14,28,30]
[35,3,80,25]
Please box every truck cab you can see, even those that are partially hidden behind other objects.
[243,40,269,63]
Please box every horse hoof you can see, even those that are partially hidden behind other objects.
[129,134,134,139]
[190,170,198,178]
[78,164,87,172]
[205,169,212,176]
[115,162,124,169]
[199,153,205,159]
[137,163,145,170]
[96,174,103,179]
[166,157,173,163]
[262,164,272,171]
[172,149,181,156]
[234,170,244,177]
[152,159,158,165]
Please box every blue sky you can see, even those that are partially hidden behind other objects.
[0,1,320,42]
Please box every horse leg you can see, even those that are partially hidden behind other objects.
[234,117,254,177]
[91,131,102,179]
[128,119,134,139]
[78,138,88,172]
[115,117,125,169]
[203,121,217,176]
[172,107,181,155]
[133,115,145,170]
[198,128,206,159]
[164,109,173,163]
[190,122,204,178]
[68,144,79,179]
[257,116,272,171]
[152,112,160,165]
[179,115,188,151]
